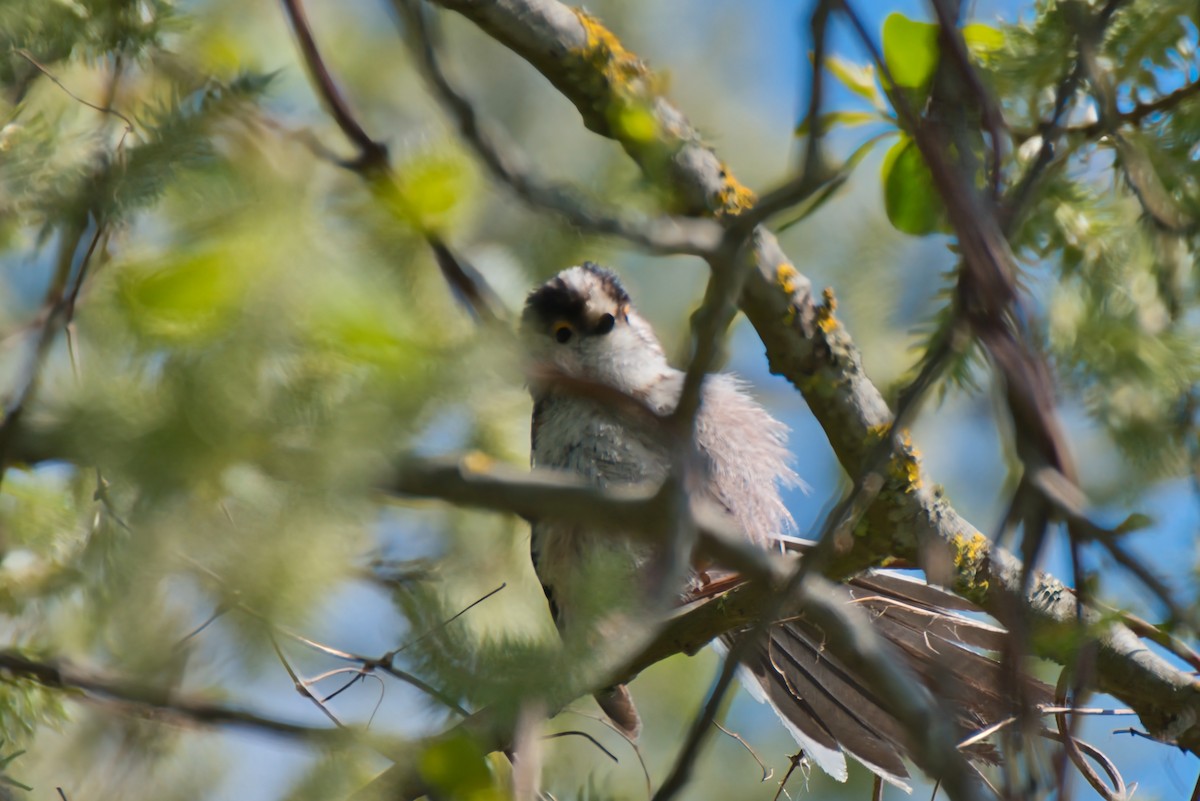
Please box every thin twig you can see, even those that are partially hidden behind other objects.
[928,0,1006,197]
[772,751,807,801]
[562,709,653,800]
[175,604,230,648]
[542,730,618,764]
[0,220,105,489]
[713,721,773,782]
[392,581,508,657]
[0,648,367,744]
[1041,728,1128,801]
[799,1,833,180]
[182,553,470,715]
[277,0,388,172]
[13,49,136,135]
[269,633,344,728]
[650,635,746,801]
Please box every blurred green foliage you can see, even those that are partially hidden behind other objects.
[0,0,1196,799]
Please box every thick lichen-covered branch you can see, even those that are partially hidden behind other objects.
[426,0,1200,755]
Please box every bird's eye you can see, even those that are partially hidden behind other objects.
[595,313,615,335]
[553,322,573,343]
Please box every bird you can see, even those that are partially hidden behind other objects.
[520,262,1048,789]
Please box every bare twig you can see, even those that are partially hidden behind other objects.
[181,554,471,715]
[1042,727,1128,801]
[772,751,807,801]
[278,0,388,172]
[799,1,833,181]
[713,721,773,782]
[270,633,345,728]
[0,648,369,744]
[562,709,653,799]
[542,730,618,764]
[0,220,104,489]
[175,604,230,647]
[650,631,749,801]
[394,581,508,656]
[13,49,136,135]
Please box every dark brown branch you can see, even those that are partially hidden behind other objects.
[0,220,103,489]
[927,0,1006,197]
[1100,78,1200,131]
[278,0,389,173]
[0,648,370,744]
[799,1,833,181]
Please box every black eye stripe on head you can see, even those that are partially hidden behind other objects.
[523,277,586,330]
[521,263,634,340]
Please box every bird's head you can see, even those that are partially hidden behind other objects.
[521,263,669,395]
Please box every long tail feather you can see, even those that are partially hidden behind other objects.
[728,566,1052,786]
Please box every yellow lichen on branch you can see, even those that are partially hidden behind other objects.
[568,10,662,143]
[567,8,755,217]
[815,286,839,333]
[715,162,756,216]
[776,263,799,295]
[950,531,992,601]
[865,423,923,493]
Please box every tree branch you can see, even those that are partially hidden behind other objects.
[0,648,372,744]
[279,0,389,173]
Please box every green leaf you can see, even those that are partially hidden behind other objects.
[419,732,505,800]
[962,23,1004,56]
[118,249,249,344]
[824,55,881,105]
[376,147,476,234]
[881,134,943,235]
[882,13,940,91]
[612,100,659,143]
[794,110,880,137]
